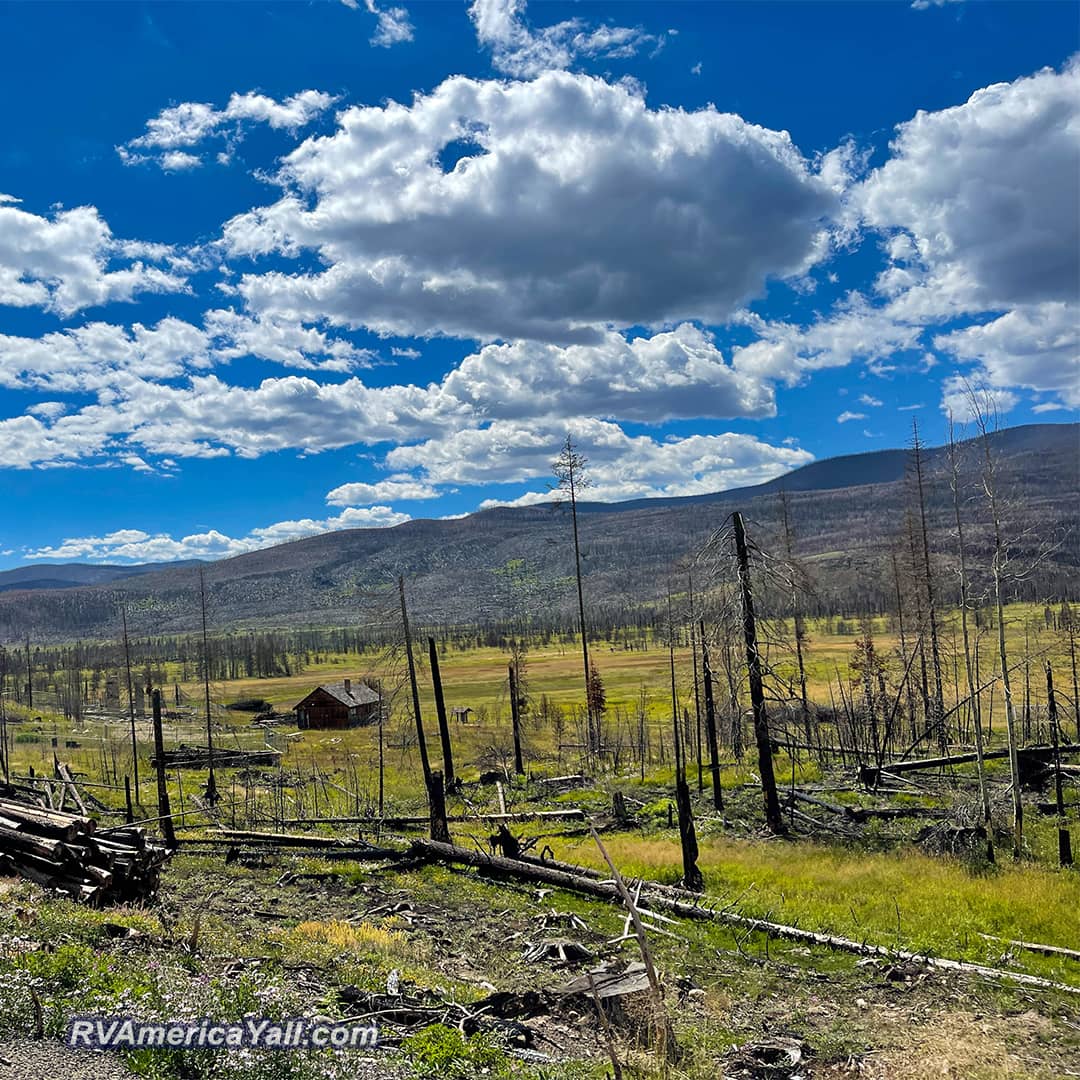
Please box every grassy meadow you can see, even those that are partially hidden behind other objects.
[1,601,1078,1078]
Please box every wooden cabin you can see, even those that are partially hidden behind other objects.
[293,679,379,730]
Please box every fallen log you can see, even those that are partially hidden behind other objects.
[861,744,1080,786]
[214,828,377,848]
[408,839,1080,996]
[150,744,282,769]
[55,760,88,816]
[273,809,587,828]
[786,791,949,823]
[979,933,1080,962]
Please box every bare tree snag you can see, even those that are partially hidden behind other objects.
[911,422,947,750]
[669,602,703,890]
[732,512,785,833]
[688,573,704,791]
[398,576,433,790]
[700,622,723,811]
[197,569,217,806]
[427,768,451,844]
[509,663,525,777]
[971,395,1023,858]
[1047,664,1073,867]
[428,637,455,787]
[151,689,176,849]
[120,605,140,802]
[779,489,811,746]
[947,418,993,862]
[553,435,596,754]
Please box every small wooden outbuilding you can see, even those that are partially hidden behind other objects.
[293,679,379,730]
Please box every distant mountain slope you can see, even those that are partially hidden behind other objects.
[0,560,205,595]
[576,422,1078,512]
[1,422,1075,640]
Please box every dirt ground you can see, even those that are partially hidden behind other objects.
[149,850,1080,1079]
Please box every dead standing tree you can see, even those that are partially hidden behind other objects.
[970,389,1036,858]
[778,489,813,747]
[120,604,140,804]
[668,592,704,891]
[508,662,525,777]
[946,414,994,862]
[197,569,218,806]
[699,620,723,811]
[911,421,948,751]
[428,637,456,788]
[1046,663,1073,868]
[707,513,786,833]
[552,434,599,758]
[398,576,450,843]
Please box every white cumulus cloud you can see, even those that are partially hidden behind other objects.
[225,71,837,343]
[468,0,657,78]
[24,506,410,564]
[0,201,188,316]
[119,89,337,170]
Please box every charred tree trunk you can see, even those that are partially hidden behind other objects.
[1047,664,1073,868]
[947,421,993,862]
[509,663,525,777]
[151,689,175,849]
[700,622,723,811]
[121,605,140,802]
[398,576,433,792]
[428,638,455,787]
[427,769,451,844]
[732,512,785,834]
[912,423,947,751]
[198,569,217,805]
[669,611,703,891]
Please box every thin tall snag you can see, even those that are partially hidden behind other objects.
[120,605,139,802]
[1047,663,1073,867]
[509,662,525,776]
[688,582,704,792]
[197,569,217,805]
[151,689,175,849]
[911,422,947,750]
[700,622,723,811]
[947,417,993,862]
[972,393,1023,858]
[399,578,448,842]
[669,598,703,890]
[732,512,784,833]
[398,576,433,788]
[428,637,455,787]
[553,434,596,754]
[779,489,811,745]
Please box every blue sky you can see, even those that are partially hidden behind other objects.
[0,0,1076,567]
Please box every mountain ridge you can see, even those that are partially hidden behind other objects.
[1,421,1075,640]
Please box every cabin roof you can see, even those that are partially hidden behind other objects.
[293,681,379,710]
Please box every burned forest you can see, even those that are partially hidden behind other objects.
[0,418,1077,1080]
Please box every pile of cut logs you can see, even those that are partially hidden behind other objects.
[0,792,170,905]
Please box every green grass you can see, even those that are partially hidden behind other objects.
[554,830,1080,985]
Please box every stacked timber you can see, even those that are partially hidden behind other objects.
[0,793,170,905]
[150,744,281,769]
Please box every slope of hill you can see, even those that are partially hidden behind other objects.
[0,560,204,595]
[1,423,1075,640]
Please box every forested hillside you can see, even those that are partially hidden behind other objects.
[2,422,1075,641]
